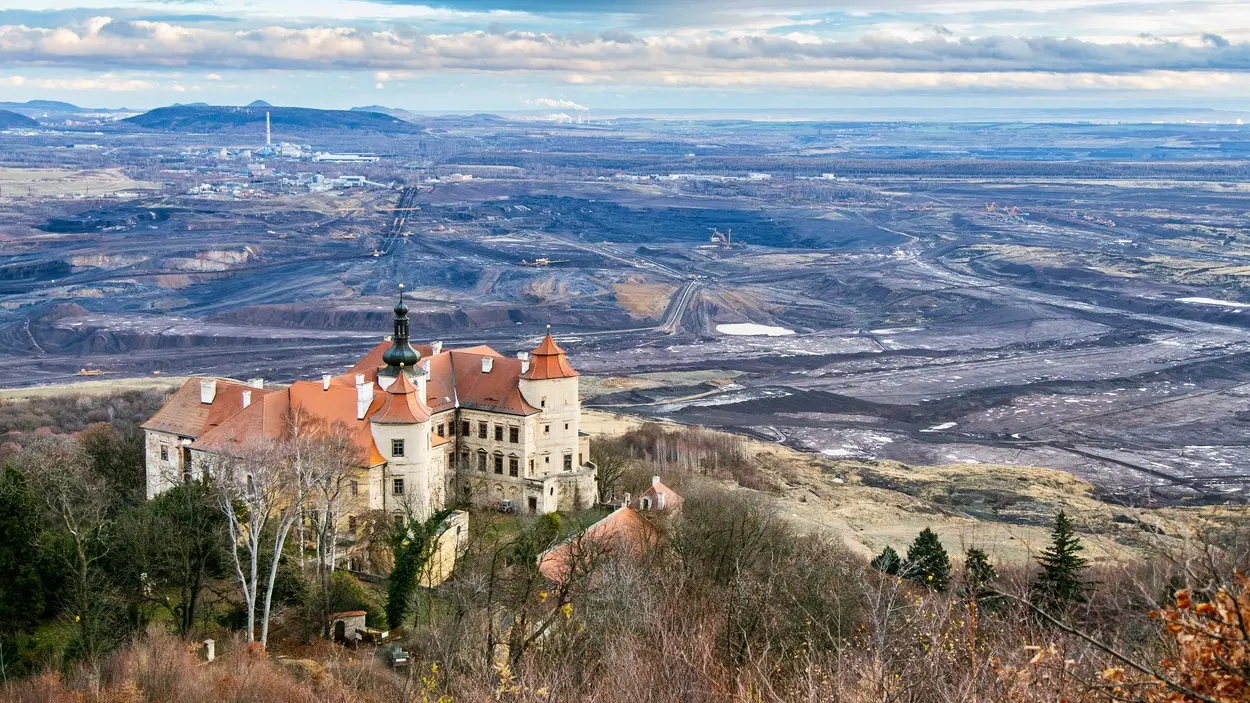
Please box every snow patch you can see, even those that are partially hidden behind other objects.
[1176,297,1246,309]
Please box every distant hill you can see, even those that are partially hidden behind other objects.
[247,100,273,108]
[0,110,39,128]
[351,104,420,120]
[123,105,420,133]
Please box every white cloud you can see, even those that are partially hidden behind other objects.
[0,10,1246,99]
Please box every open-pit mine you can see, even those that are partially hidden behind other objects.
[3,107,1250,506]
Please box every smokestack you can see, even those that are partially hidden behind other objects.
[265,111,271,147]
[322,374,332,391]
[199,379,217,404]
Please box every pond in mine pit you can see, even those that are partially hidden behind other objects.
[716,323,796,337]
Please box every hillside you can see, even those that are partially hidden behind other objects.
[0,109,38,129]
[123,105,420,133]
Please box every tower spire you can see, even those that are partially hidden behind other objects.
[380,283,421,378]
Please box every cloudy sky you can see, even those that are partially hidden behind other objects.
[1,0,1248,111]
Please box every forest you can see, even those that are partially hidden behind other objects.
[0,391,1247,702]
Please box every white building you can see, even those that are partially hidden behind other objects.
[141,289,597,524]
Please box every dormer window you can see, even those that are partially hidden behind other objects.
[391,439,405,457]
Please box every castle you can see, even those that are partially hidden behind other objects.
[142,287,597,523]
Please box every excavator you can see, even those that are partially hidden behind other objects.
[709,227,734,246]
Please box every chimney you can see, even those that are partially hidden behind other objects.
[356,381,374,421]
[322,374,332,391]
[481,357,493,373]
[355,373,365,386]
[652,475,661,487]
[516,351,530,361]
[521,359,530,374]
[622,492,631,509]
[242,390,252,408]
[421,358,430,372]
[199,379,218,404]
[432,341,443,355]
[248,377,264,389]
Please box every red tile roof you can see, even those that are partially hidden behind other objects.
[370,372,430,425]
[141,378,277,439]
[522,332,578,380]
[639,479,684,512]
[537,507,655,583]
[449,350,538,415]
[192,380,387,466]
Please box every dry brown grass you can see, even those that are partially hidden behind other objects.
[612,279,678,318]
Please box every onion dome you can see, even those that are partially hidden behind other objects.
[380,284,421,378]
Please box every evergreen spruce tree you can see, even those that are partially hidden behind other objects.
[902,528,951,591]
[961,547,997,599]
[871,545,902,575]
[1030,511,1089,614]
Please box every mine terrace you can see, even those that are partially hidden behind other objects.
[3,103,1250,505]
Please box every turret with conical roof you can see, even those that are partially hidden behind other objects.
[380,284,422,381]
[522,325,578,380]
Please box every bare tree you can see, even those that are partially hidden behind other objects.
[304,419,365,638]
[211,429,326,647]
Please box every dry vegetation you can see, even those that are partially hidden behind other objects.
[611,278,678,318]
[2,399,1246,703]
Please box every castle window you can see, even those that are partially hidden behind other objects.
[437,423,445,438]
[563,454,573,471]
[494,425,504,442]
[350,480,358,497]
[391,439,405,458]
[544,425,550,434]
[494,455,504,474]
[462,420,470,436]
[540,397,546,408]
[478,450,487,471]
[393,514,404,527]
[509,457,519,477]
[478,421,488,439]
[529,458,534,472]
[392,477,404,496]
[509,427,519,443]
[565,423,569,431]
[160,445,169,461]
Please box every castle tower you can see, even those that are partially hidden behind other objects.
[378,284,425,392]
[518,326,583,474]
[369,369,439,519]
